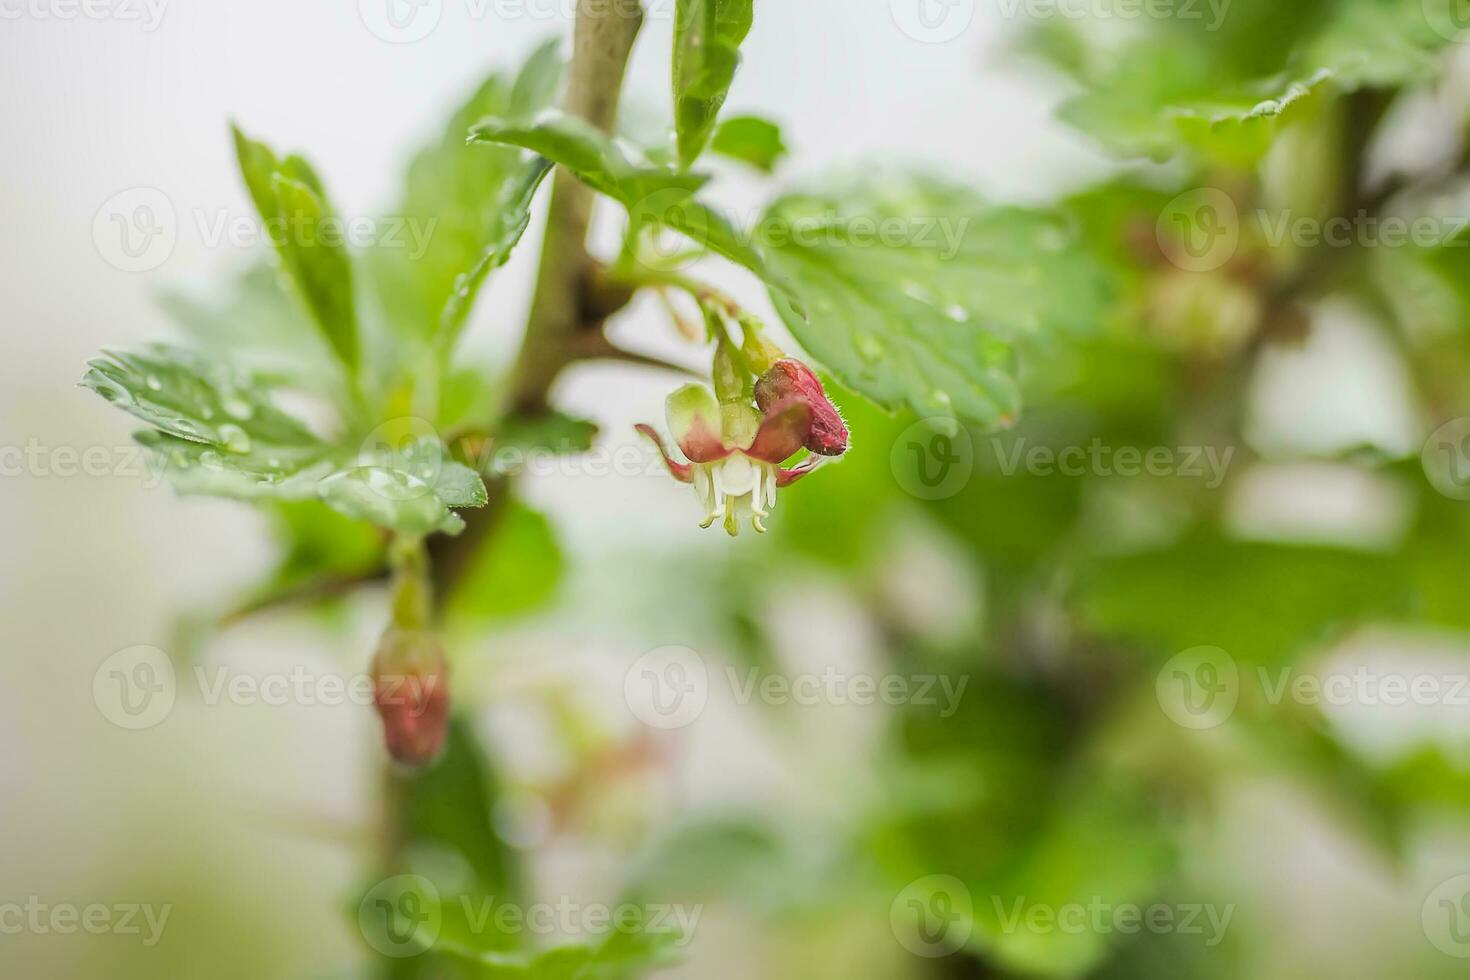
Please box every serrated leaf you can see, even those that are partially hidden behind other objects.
[82,345,321,450]
[319,437,488,534]
[756,174,1114,428]
[469,111,709,203]
[136,430,334,501]
[374,41,565,346]
[470,110,794,296]
[1033,1,1444,166]
[709,114,787,173]
[231,125,360,372]
[317,466,463,536]
[672,0,754,169]
[438,156,555,341]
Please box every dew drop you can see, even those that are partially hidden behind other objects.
[221,392,254,420]
[218,424,252,454]
[145,375,162,391]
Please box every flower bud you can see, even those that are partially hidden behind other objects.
[371,628,449,768]
[754,359,849,456]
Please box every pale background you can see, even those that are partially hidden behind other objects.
[1,2,1459,977]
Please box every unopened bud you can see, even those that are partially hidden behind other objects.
[754,359,849,456]
[371,629,449,768]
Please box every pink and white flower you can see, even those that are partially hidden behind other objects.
[637,383,826,536]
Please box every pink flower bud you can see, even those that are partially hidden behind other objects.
[371,629,449,768]
[754,359,849,457]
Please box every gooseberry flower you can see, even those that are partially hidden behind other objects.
[638,383,825,536]
[371,628,449,767]
[754,359,849,457]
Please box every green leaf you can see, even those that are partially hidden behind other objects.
[315,437,488,536]
[968,781,1174,976]
[317,466,464,536]
[757,174,1114,427]
[401,717,522,897]
[469,110,794,296]
[1075,533,1408,667]
[1032,2,1444,165]
[231,125,360,372]
[82,345,321,451]
[468,111,708,203]
[446,500,563,622]
[374,41,565,346]
[709,114,787,173]
[484,411,600,477]
[672,0,754,168]
[437,915,685,979]
[136,430,335,501]
[84,346,488,533]
[438,156,556,342]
